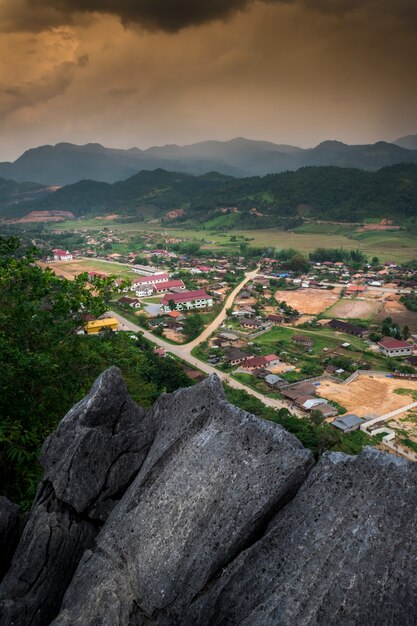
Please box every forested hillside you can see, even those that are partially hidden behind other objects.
[4,163,416,225]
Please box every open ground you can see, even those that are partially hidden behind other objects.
[275,288,341,315]
[317,375,417,419]
[40,259,134,280]
[322,298,382,320]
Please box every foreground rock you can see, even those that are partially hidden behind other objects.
[0,367,152,626]
[53,375,313,625]
[1,369,417,626]
[188,448,417,625]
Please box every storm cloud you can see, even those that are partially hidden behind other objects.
[2,0,417,33]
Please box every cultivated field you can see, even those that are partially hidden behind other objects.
[322,298,382,320]
[275,288,341,315]
[47,219,417,262]
[318,374,417,418]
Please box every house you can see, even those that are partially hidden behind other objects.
[131,265,165,276]
[315,404,339,419]
[234,305,256,317]
[298,397,327,411]
[281,382,318,401]
[131,273,169,288]
[331,414,364,433]
[378,337,413,358]
[241,354,279,370]
[219,332,239,342]
[240,318,264,330]
[224,348,251,366]
[346,284,367,296]
[85,317,119,334]
[292,334,313,349]
[264,374,284,387]
[268,314,284,325]
[118,296,141,309]
[327,319,367,337]
[52,248,72,261]
[263,354,280,367]
[135,284,155,297]
[160,289,213,313]
[167,311,185,321]
[153,279,186,293]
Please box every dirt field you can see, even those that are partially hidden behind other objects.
[322,298,382,320]
[42,259,133,280]
[274,288,341,315]
[318,375,417,418]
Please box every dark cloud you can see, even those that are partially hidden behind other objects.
[1,0,417,33]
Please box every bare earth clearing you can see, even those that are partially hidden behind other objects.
[318,375,417,418]
[323,298,382,320]
[275,288,341,315]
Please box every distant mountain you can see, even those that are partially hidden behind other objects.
[394,134,417,151]
[1,138,417,186]
[0,177,54,213]
[4,163,416,225]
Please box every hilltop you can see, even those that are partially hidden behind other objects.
[1,137,417,185]
[2,163,417,227]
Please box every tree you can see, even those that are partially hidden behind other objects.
[183,313,204,340]
[0,237,191,508]
[168,299,176,311]
[403,325,410,340]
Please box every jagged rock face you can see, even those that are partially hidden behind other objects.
[1,369,417,626]
[0,497,20,581]
[0,367,153,626]
[52,375,313,626]
[187,448,417,626]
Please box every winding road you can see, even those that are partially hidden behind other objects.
[108,267,302,414]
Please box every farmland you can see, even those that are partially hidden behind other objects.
[46,219,417,263]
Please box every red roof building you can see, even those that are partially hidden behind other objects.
[160,289,213,312]
[154,279,185,293]
[378,337,413,357]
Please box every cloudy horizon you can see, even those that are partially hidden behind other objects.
[0,0,416,161]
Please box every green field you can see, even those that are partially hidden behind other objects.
[47,219,417,262]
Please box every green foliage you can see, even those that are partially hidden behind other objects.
[381,316,401,339]
[309,247,367,265]
[7,164,417,224]
[183,313,205,340]
[400,291,417,312]
[0,237,191,508]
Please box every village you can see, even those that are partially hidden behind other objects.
[41,230,417,463]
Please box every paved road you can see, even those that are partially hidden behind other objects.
[107,268,302,414]
[185,268,259,351]
[109,308,300,413]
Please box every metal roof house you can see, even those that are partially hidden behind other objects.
[331,414,364,433]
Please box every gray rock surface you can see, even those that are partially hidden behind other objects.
[52,375,313,625]
[0,497,20,581]
[0,367,153,626]
[2,369,417,626]
[187,447,417,626]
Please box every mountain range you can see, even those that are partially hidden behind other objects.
[1,136,417,186]
[2,163,417,225]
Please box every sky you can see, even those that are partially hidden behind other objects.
[0,0,416,161]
